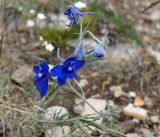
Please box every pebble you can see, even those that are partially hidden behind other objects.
[150,115,159,123]
[110,86,123,98]
[134,96,144,107]
[128,91,136,98]
[45,106,70,137]
[92,85,98,91]
[78,79,88,88]
[73,105,84,114]
[74,98,83,105]
[149,10,160,21]
[11,66,33,84]
[82,98,106,124]
[123,103,147,120]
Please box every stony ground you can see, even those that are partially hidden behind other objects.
[0,0,160,137]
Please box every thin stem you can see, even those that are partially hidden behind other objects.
[0,0,7,57]
[73,79,85,98]
[44,85,59,106]
[85,31,101,44]
[0,104,27,114]
[80,17,83,36]
[67,81,99,115]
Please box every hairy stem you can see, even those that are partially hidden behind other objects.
[67,80,99,115]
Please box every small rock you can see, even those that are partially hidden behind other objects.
[45,106,70,137]
[132,118,140,123]
[74,98,83,105]
[11,66,33,84]
[150,115,159,123]
[123,103,147,120]
[78,79,88,88]
[73,105,84,114]
[126,133,136,137]
[107,43,141,64]
[92,85,98,91]
[149,10,160,21]
[129,91,136,98]
[111,86,123,98]
[134,96,144,107]
[141,128,154,137]
[82,98,106,124]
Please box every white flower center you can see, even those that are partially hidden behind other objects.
[68,66,73,71]
[38,73,43,77]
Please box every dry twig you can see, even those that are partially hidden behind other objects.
[141,0,160,13]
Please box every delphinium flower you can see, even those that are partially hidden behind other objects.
[64,5,94,27]
[50,57,84,86]
[93,32,110,58]
[33,60,50,98]
[93,44,106,58]
[74,39,86,59]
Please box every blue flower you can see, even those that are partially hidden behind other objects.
[64,5,94,27]
[33,60,49,98]
[50,57,84,86]
[93,44,106,58]
[74,40,86,58]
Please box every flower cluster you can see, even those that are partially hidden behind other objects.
[33,5,109,98]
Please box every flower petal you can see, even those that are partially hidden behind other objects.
[39,60,49,72]
[63,57,76,65]
[93,44,106,58]
[33,65,39,74]
[67,19,75,27]
[57,76,67,86]
[36,77,48,98]
[74,60,84,70]
[50,65,63,77]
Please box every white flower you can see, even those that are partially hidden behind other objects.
[39,36,44,42]
[74,1,87,9]
[29,9,35,14]
[43,41,54,52]
[26,19,35,28]
[18,6,23,11]
[37,13,46,20]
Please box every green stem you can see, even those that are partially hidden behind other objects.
[67,81,99,115]
[85,31,101,44]
[44,85,59,106]
[73,79,85,98]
